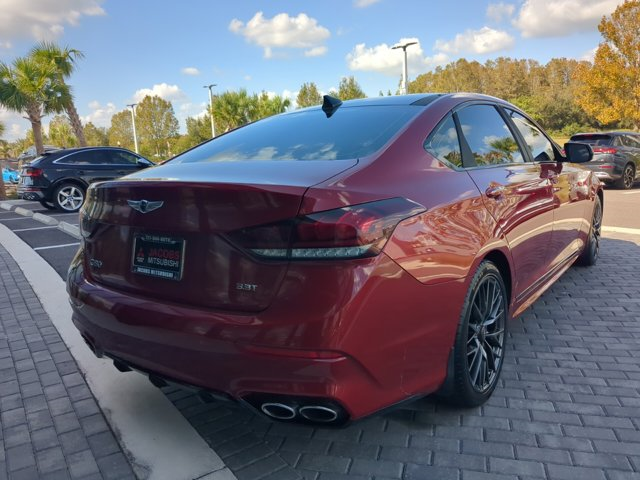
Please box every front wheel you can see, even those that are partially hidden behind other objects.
[53,183,85,213]
[445,261,508,407]
[576,196,602,267]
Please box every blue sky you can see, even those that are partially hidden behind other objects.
[0,0,623,142]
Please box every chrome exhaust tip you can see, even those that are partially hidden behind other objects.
[261,403,297,420]
[299,405,339,423]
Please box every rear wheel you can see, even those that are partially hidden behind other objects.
[576,196,602,267]
[53,183,85,212]
[615,164,635,189]
[445,261,507,407]
[38,200,56,210]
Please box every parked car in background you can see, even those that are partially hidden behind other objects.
[569,132,640,189]
[2,167,19,184]
[68,94,601,425]
[17,145,62,168]
[18,147,154,212]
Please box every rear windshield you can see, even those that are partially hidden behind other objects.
[570,134,613,146]
[171,105,421,163]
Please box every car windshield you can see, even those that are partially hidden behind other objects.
[570,134,613,146]
[171,105,421,163]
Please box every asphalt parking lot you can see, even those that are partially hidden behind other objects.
[1,188,639,480]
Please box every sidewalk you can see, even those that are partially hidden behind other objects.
[0,219,234,480]
[0,243,135,479]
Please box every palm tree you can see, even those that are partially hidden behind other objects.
[30,42,87,146]
[0,56,71,155]
[0,121,5,200]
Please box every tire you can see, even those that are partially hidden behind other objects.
[615,164,635,189]
[53,183,85,213]
[446,261,508,407]
[576,196,602,267]
[38,200,57,210]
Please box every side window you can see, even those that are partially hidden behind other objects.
[61,151,103,165]
[456,105,525,166]
[626,135,640,148]
[506,110,555,162]
[612,137,624,147]
[424,115,462,168]
[110,151,140,165]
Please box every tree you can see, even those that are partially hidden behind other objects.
[0,121,5,200]
[296,82,322,108]
[333,76,366,100]
[253,92,291,119]
[575,0,640,129]
[135,95,179,159]
[30,42,87,146]
[108,110,134,150]
[0,56,70,155]
[83,122,108,146]
[212,89,254,133]
[48,115,77,148]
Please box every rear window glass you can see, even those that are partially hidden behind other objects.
[171,106,421,163]
[570,135,613,146]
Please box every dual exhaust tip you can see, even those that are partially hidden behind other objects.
[260,402,341,424]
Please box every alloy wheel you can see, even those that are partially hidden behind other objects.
[56,185,84,212]
[466,274,506,393]
[590,197,603,259]
[623,165,635,189]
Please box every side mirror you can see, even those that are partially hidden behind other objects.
[563,142,593,163]
[136,158,152,168]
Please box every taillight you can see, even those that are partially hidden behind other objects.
[228,198,425,260]
[592,147,617,155]
[22,167,43,177]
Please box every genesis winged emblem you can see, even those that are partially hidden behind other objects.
[127,199,164,214]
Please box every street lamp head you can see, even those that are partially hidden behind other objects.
[203,84,217,91]
[392,41,418,50]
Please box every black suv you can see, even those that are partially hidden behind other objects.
[18,147,154,212]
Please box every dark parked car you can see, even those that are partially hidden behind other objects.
[18,147,154,212]
[68,94,601,425]
[569,132,640,189]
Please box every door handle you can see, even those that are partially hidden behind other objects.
[116,171,126,175]
[485,185,506,198]
[77,170,85,175]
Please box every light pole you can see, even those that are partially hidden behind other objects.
[392,41,417,95]
[126,103,139,153]
[203,84,217,138]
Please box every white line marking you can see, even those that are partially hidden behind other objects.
[621,190,640,195]
[0,216,37,222]
[33,242,81,251]
[603,226,640,235]
[13,226,58,232]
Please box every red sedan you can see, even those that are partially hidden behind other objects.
[68,93,602,425]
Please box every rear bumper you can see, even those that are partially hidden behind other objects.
[67,248,464,420]
[17,186,46,201]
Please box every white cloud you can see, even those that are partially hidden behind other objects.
[181,67,200,76]
[486,3,515,22]
[79,101,117,128]
[354,0,381,7]
[133,83,187,103]
[0,0,105,43]
[304,46,328,57]
[229,12,330,58]
[435,27,514,54]
[244,74,252,81]
[347,38,448,76]
[513,0,624,38]
[581,46,598,61]
[0,41,12,49]
[0,109,28,142]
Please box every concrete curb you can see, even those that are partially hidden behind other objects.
[602,226,640,236]
[0,201,14,211]
[0,224,235,480]
[58,221,81,239]
[33,212,60,225]
[14,206,34,217]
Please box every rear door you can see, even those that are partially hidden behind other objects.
[621,134,640,180]
[456,103,555,299]
[54,149,118,185]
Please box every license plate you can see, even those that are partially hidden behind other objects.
[132,234,185,281]
[20,176,32,186]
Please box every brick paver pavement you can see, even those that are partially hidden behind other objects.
[167,233,640,480]
[0,245,135,480]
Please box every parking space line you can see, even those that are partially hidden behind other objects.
[622,190,640,195]
[33,242,81,251]
[0,217,39,221]
[13,226,59,232]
